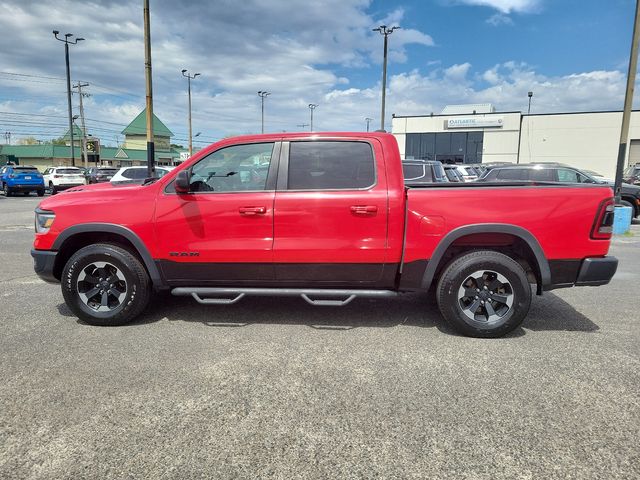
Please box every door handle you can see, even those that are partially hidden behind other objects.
[350,205,378,215]
[239,206,267,215]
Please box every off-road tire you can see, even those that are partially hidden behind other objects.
[436,250,532,338]
[62,243,151,326]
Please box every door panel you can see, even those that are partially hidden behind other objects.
[153,141,278,283]
[273,139,389,282]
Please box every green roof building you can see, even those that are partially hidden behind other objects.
[0,109,187,171]
[122,108,173,152]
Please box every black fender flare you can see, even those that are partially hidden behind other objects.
[52,223,165,288]
[420,223,551,291]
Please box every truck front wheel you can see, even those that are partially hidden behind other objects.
[61,243,151,326]
[436,250,531,338]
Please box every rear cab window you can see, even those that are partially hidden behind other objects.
[403,164,433,182]
[287,141,375,190]
[122,168,149,180]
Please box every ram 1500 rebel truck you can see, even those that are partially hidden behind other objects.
[31,133,618,337]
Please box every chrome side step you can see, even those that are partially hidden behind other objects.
[171,287,398,307]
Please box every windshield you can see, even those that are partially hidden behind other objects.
[57,168,82,175]
[15,167,39,173]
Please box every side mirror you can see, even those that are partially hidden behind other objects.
[174,170,191,194]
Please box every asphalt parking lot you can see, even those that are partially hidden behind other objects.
[0,194,639,479]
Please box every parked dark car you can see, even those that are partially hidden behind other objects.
[443,164,465,182]
[85,167,119,184]
[402,159,448,185]
[0,165,45,196]
[479,163,640,217]
[623,164,640,185]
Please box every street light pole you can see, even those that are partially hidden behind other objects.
[143,0,155,178]
[182,69,200,157]
[527,91,534,115]
[73,82,90,168]
[53,30,84,167]
[308,104,318,132]
[614,0,640,204]
[258,91,270,134]
[373,25,399,131]
[365,117,373,132]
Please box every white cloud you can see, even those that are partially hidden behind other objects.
[0,0,630,143]
[486,13,514,26]
[451,0,541,14]
[0,0,436,142]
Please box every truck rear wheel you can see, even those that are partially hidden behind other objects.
[61,243,151,326]
[436,250,531,338]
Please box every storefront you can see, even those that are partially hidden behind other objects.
[392,105,640,177]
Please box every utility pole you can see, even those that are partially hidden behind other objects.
[181,69,200,157]
[297,123,309,131]
[143,0,155,177]
[308,104,318,132]
[373,25,399,131]
[53,30,84,166]
[3,132,10,145]
[258,91,270,134]
[73,82,90,168]
[614,0,640,204]
[365,117,373,132]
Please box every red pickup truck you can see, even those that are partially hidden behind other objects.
[32,133,617,337]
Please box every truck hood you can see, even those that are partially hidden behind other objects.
[37,181,148,211]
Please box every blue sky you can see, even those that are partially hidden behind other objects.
[0,0,637,146]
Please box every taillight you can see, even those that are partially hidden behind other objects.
[591,198,615,240]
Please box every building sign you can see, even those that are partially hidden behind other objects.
[447,117,504,129]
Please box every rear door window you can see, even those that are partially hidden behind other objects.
[288,141,375,190]
[531,168,555,181]
[556,168,580,183]
[496,169,528,180]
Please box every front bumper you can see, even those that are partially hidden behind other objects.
[575,256,618,286]
[31,249,58,283]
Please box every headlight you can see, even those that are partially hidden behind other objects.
[35,209,55,234]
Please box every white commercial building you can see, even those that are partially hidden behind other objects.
[391,105,640,178]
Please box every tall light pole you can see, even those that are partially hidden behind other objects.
[182,69,200,157]
[53,30,84,167]
[308,104,318,132]
[373,25,399,131]
[527,91,534,115]
[614,0,640,205]
[73,82,90,168]
[258,91,270,134]
[365,117,373,132]
[143,0,155,178]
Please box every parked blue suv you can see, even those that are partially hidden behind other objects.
[0,165,45,196]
